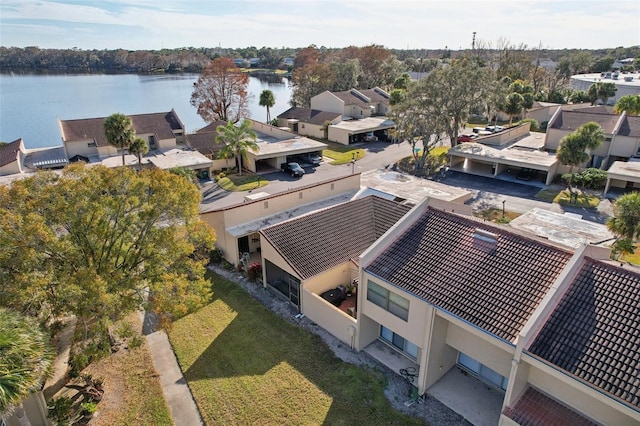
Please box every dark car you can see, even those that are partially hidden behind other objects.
[516,168,536,181]
[281,162,305,177]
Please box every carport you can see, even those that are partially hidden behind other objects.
[327,117,395,145]
[604,160,640,194]
[448,142,558,185]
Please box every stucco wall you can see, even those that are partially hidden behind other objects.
[526,357,640,424]
[303,289,357,347]
[610,135,640,158]
[445,319,514,378]
[0,160,21,176]
[327,126,351,145]
[64,139,99,158]
[303,264,353,294]
[4,392,49,426]
[310,92,344,115]
[424,314,458,389]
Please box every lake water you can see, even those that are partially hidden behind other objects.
[0,73,293,149]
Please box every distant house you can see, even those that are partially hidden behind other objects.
[282,87,395,145]
[449,105,640,190]
[311,87,391,119]
[0,138,25,176]
[59,109,186,159]
[185,120,231,172]
[276,107,341,139]
[59,110,213,177]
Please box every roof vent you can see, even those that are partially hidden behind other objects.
[473,228,498,252]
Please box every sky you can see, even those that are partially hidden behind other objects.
[1,0,639,51]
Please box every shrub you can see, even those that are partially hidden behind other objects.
[562,168,608,190]
[247,262,263,281]
[81,401,98,415]
[48,396,76,424]
[209,248,224,264]
[517,118,539,132]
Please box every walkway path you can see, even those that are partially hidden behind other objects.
[144,316,203,426]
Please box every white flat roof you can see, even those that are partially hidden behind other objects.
[450,142,558,169]
[571,72,640,88]
[510,208,615,249]
[148,149,213,169]
[607,160,640,181]
[253,137,327,158]
[331,116,394,132]
[359,169,472,204]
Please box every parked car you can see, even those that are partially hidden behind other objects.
[457,133,477,143]
[294,153,322,166]
[516,168,536,181]
[281,162,305,177]
[485,125,505,133]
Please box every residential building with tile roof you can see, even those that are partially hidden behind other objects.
[258,194,411,345]
[311,87,390,119]
[276,107,341,140]
[350,197,639,425]
[0,138,25,175]
[59,109,186,160]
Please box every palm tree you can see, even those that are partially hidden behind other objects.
[614,94,640,116]
[215,120,258,176]
[104,113,135,166]
[259,90,276,123]
[556,121,605,198]
[607,192,640,258]
[128,137,148,171]
[0,308,53,426]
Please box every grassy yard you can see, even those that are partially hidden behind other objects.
[535,188,600,208]
[217,173,268,191]
[83,315,173,426]
[322,141,365,165]
[169,272,425,426]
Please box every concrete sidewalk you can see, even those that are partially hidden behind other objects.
[146,330,203,426]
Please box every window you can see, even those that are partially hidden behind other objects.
[367,280,409,320]
[458,352,508,391]
[263,201,269,209]
[380,326,418,360]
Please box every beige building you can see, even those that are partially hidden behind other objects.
[276,107,341,140]
[354,197,639,425]
[200,174,361,267]
[571,72,640,105]
[311,87,391,119]
[450,105,640,189]
[0,138,26,176]
[258,195,412,345]
[59,109,186,160]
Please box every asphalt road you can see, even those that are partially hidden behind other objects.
[200,139,614,224]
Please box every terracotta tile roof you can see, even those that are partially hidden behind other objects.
[549,110,620,134]
[260,196,410,280]
[0,138,22,168]
[60,110,184,148]
[365,208,573,342]
[331,88,390,109]
[277,107,341,125]
[528,258,640,408]
[503,387,597,425]
[196,120,227,133]
[185,131,224,156]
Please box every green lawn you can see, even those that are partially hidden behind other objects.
[322,142,365,165]
[535,188,600,208]
[217,174,268,191]
[169,272,425,426]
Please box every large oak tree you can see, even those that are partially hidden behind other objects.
[191,57,249,123]
[0,164,216,335]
